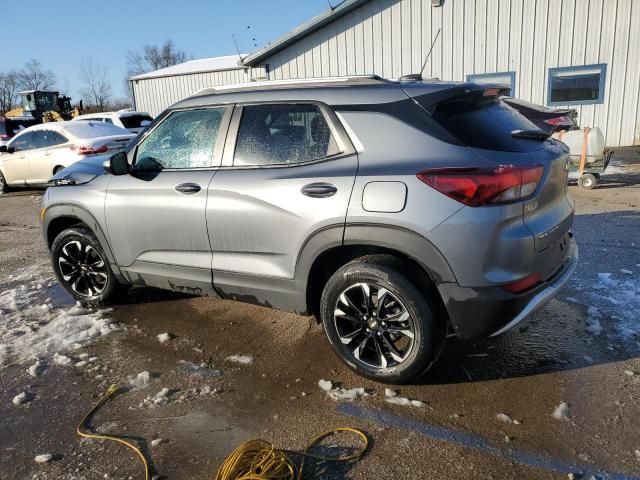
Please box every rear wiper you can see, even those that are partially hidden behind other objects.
[511,129,551,140]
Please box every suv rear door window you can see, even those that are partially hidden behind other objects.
[427,93,543,152]
[135,108,225,169]
[234,104,339,166]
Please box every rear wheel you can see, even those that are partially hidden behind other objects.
[51,226,121,305]
[320,255,443,384]
[579,173,597,190]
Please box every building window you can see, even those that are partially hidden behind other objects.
[547,64,607,106]
[466,71,516,96]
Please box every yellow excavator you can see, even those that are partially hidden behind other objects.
[4,90,82,123]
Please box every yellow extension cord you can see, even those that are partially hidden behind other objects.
[77,384,369,480]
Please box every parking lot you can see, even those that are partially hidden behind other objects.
[1,162,639,480]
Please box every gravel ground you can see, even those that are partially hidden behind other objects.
[1,163,639,480]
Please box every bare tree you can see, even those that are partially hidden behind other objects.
[127,40,188,77]
[0,71,20,114]
[80,58,112,112]
[16,59,56,91]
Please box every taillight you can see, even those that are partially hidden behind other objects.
[544,116,573,126]
[416,164,544,207]
[70,144,109,156]
[502,273,542,293]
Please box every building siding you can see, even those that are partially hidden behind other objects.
[263,0,640,147]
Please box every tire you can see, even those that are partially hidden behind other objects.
[0,170,9,194]
[51,226,121,305]
[320,255,443,384]
[578,173,597,190]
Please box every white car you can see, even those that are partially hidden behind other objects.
[0,121,135,192]
[72,111,153,135]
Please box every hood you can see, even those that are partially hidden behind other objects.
[50,154,112,186]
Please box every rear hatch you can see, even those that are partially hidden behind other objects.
[405,83,573,278]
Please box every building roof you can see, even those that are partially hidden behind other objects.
[130,55,247,81]
[241,0,371,66]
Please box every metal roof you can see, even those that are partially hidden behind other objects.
[241,0,372,66]
[130,55,247,81]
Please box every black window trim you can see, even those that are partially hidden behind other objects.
[128,105,233,172]
[221,100,356,170]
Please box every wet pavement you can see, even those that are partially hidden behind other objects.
[1,164,639,479]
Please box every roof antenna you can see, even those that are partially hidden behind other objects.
[232,34,245,62]
[419,28,441,79]
[401,28,441,81]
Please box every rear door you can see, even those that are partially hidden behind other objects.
[104,106,231,293]
[207,102,357,282]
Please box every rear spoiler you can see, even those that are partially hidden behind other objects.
[403,83,512,115]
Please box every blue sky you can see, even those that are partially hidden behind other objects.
[1,0,330,101]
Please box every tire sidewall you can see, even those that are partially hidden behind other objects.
[51,227,116,305]
[320,261,438,384]
[0,171,7,194]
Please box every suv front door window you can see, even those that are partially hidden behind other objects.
[136,108,225,170]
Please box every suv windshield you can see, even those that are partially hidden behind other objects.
[120,114,153,129]
[427,92,543,152]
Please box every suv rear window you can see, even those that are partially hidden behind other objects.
[429,93,543,152]
[120,114,153,129]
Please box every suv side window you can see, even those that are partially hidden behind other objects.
[135,108,225,169]
[234,104,339,166]
[10,131,37,152]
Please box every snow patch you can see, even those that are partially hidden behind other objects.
[0,277,117,368]
[552,402,570,420]
[156,333,172,343]
[128,371,152,390]
[27,360,45,377]
[34,454,53,463]
[317,380,368,401]
[12,391,33,406]
[496,413,521,424]
[384,389,425,407]
[226,355,254,365]
[151,439,163,447]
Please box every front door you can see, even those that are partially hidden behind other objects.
[207,103,358,282]
[2,131,39,186]
[104,106,231,294]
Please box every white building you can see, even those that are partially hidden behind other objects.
[131,0,640,147]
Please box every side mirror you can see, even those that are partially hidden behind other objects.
[0,145,7,153]
[103,152,130,176]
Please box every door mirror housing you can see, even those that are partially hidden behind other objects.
[0,145,7,153]
[103,152,130,176]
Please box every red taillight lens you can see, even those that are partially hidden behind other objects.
[502,273,542,293]
[544,116,573,126]
[70,144,109,156]
[417,164,544,207]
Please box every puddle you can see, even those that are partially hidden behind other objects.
[47,282,75,308]
[166,410,251,458]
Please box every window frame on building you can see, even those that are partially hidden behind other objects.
[546,63,607,106]
[466,71,517,97]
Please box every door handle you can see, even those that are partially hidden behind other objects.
[301,182,337,198]
[175,183,201,194]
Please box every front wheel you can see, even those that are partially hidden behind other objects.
[320,255,443,384]
[51,226,121,305]
[578,173,597,190]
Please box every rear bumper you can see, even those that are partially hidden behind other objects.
[438,238,578,340]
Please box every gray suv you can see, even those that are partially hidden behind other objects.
[42,76,578,383]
